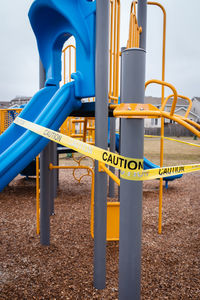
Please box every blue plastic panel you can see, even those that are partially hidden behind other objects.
[29,0,96,97]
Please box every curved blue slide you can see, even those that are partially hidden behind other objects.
[0,83,82,191]
[115,133,182,187]
[0,0,96,192]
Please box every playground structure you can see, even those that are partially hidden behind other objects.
[0,0,200,299]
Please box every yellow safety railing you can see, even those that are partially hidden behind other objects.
[127,1,142,48]
[147,2,166,235]
[62,44,76,84]
[113,87,200,235]
[161,94,192,118]
[61,44,77,140]
[61,44,96,144]
[145,80,177,237]
[145,80,178,116]
[0,108,22,134]
[109,0,120,103]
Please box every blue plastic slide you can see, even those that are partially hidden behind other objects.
[115,133,182,187]
[0,0,96,191]
[0,83,82,191]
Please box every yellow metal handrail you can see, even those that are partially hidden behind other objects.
[147,3,166,234]
[181,117,200,130]
[131,1,167,234]
[113,106,200,137]
[109,0,120,103]
[127,1,142,48]
[0,108,22,134]
[145,79,178,116]
[162,94,192,118]
[62,44,76,84]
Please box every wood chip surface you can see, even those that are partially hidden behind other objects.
[0,163,199,299]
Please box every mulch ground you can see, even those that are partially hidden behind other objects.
[0,161,199,299]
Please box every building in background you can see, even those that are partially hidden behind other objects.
[0,101,10,109]
[191,97,200,117]
[0,96,31,109]
[10,96,31,107]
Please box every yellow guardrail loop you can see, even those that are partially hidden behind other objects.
[161,94,192,118]
[145,79,178,116]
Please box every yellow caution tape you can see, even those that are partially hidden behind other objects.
[14,117,143,172]
[120,164,200,181]
[14,117,200,181]
[144,135,200,148]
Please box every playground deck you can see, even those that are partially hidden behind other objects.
[0,155,199,299]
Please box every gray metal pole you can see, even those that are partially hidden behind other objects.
[39,59,51,246]
[118,48,146,300]
[49,141,56,215]
[137,0,147,50]
[108,117,116,197]
[94,0,109,290]
[40,143,51,245]
[53,142,58,198]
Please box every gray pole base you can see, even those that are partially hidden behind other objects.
[40,142,51,246]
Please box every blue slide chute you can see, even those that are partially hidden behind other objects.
[0,0,96,191]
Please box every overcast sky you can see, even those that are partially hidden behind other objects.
[0,0,199,102]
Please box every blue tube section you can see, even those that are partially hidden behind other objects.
[0,82,81,191]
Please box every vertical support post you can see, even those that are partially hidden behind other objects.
[39,59,51,246]
[108,117,116,197]
[118,47,146,300]
[53,142,58,198]
[137,0,147,50]
[49,141,56,215]
[118,0,147,296]
[94,0,109,290]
